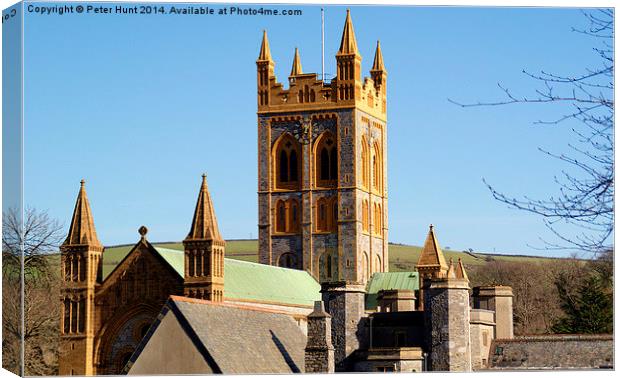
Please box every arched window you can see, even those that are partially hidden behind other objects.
[315,132,337,187]
[188,251,195,277]
[319,251,336,281]
[287,198,301,233]
[375,255,382,274]
[275,198,301,234]
[276,200,286,232]
[362,199,369,232]
[78,298,86,333]
[71,299,78,333]
[278,253,297,268]
[372,142,382,193]
[63,298,70,334]
[317,198,328,231]
[361,135,369,189]
[317,197,337,232]
[274,134,301,190]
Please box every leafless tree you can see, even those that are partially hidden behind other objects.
[2,207,64,375]
[451,10,613,254]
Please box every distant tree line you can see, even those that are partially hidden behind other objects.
[468,251,612,335]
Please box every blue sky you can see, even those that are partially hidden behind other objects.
[20,3,609,256]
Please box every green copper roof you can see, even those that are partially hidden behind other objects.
[223,258,321,306]
[365,271,419,310]
[105,245,320,307]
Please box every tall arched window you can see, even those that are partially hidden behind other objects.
[362,252,369,282]
[361,135,370,189]
[316,196,337,232]
[375,203,383,236]
[274,134,301,190]
[319,251,337,281]
[372,142,382,193]
[315,132,337,187]
[287,198,301,233]
[362,199,369,232]
[374,255,382,273]
[276,200,286,232]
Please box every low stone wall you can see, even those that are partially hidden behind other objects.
[488,334,613,370]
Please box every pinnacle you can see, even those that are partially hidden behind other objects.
[257,29,272,61]
[290,47,303,76]
[371,40,385,72]
[185,174,223,241]
[337,9,359,55]
[63,179,102,247]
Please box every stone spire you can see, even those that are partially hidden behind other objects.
[371,40,385,72]
[257,30,272,62]
[417,224,448,272]
[63,179,102,247]
[186,174,222,241]
[290,47,303,76]
[337,9,359,56]
[455,258,469,281]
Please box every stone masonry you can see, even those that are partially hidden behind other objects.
[305,301,335,373]
[424,277,472,372]
[321,282,366,371]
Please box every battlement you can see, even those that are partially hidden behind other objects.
[256,10,387,120]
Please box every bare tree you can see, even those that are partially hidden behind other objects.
[451,10,613,254]
[2,207,64,375]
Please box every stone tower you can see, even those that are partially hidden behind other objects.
[416,225,449,310]
[183,174,225,301]
[59,180,104,376]
[424,259,472,372]
[257,10,388,284]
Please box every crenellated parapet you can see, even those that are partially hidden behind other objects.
[256,10,387,120]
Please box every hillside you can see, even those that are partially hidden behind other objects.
[100,239,559,276]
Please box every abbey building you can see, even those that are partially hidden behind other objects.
[56,10,539,376]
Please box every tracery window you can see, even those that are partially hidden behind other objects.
[274,134,301,190]
[315,132,337,187]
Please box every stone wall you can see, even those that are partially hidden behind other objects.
[488,335,613,370]
[424,278,472,372]
[321,282,366,371]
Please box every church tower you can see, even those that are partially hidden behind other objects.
[59,180,104,376]
[257,10,388,284]
[183,174,225,302]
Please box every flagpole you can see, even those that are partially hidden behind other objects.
[321,8,325,82]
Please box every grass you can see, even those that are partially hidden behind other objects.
[97,239,559,276]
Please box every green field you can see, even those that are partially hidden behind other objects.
[99,239,559,275]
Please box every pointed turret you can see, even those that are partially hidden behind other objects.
[63,180,102,247]
[417,224,448,272]
[337,9,359,56]
[186,174,222,241]
[59,179,103,375]
[290,47,303,76]
[371,40,385,72]
[257,30,273,62]
[455,258,469,281]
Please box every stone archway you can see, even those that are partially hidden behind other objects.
[93,304,159,375]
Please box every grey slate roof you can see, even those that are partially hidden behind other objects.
[168,297,307,374]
